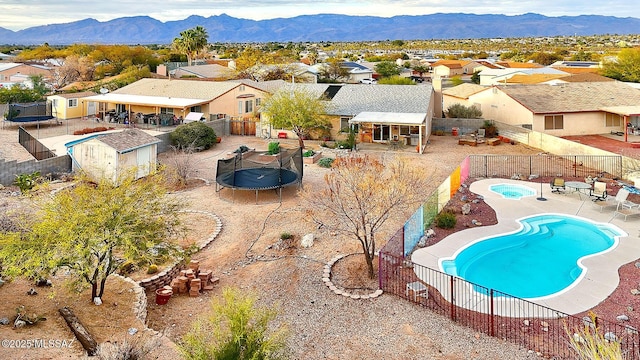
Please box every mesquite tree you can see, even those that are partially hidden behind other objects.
[304,155,431,278]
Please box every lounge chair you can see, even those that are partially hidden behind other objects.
[613,189,640,221]
[550,178,565,193]
[589,181,608,201]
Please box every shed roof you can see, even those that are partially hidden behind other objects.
[97,129,160,153]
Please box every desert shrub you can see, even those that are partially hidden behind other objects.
[317,157,334,168]
[280,232,293,240]
[146,264,159,274]
[267,141,280,155]
[170,122,217,151]
[435,210,457,229]
[14,171,41,194]
[178,287,289,360]
[118,260,137,275]
[93,335,159,360]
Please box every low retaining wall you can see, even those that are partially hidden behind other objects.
[137,210,222,291]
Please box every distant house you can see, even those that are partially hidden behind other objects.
[67,129,161,182]
[466,82,640,137]
[171,64,235,80]
[442,83,487,111]
[47,91,97,120]
[432,60,464,78]
[0,62,52,83]
[478,67,569,85]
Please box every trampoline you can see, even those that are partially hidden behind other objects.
[215,147,303,203]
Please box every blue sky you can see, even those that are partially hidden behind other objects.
[2,0,639,31]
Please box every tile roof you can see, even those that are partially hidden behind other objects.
[97,129,160,153]
[505,74,567,84]
[496,61,543,69]
[496,82,640,114]
[442,83,487,99]
[557,73,614,83]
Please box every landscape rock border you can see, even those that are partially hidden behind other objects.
[138,210,222,291]
[322,253,383,299]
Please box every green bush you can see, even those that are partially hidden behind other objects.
[317,157,334,168]
[435,211,457,229]
[280,232,293,240]
[14,171,41,194]
[267,141,280,155]
[170,122,217,151]
[303,150,315,157]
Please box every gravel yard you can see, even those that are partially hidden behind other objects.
[0,120,546,359]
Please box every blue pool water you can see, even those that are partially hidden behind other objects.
[489,183,536,199]
[440,214,623,299]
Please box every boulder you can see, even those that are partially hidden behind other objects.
[301,233,314,248]
[461,203,471,215]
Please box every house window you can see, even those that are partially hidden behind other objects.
[190,105,201,113]
[160,108,174,115]
[544,115,563,130]
[605,113,622,127]
[255,98,261,106]
[238,101,243,114]
[340,117,352,131]
[239,85,245,91]
[68,98,78,108]
[245,100,253,113]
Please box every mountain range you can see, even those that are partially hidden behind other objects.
[1,13,640,45]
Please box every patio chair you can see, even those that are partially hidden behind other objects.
[613,189,640,221]
[550,178,565,193]
[589,181,608,201]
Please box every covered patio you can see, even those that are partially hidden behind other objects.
[600,105,640,143]
[349,111,430,154]
[81,93,210,126]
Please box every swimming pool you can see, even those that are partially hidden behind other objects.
[489,183,536,199]
[439,214,624,299]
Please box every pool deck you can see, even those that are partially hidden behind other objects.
[411,178,640,316]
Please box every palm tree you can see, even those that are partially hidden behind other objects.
[172,26,209,66]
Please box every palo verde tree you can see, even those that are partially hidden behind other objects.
[303,155,431,279]
[261,87,331,148]
[0,171,184,301]
[172,26,209,66]
[601,48,640,83]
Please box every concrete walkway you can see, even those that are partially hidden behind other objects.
[411,178,640,316]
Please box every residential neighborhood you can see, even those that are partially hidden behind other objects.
[2,18,640,360]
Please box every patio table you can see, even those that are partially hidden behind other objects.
[565,181,592,200]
